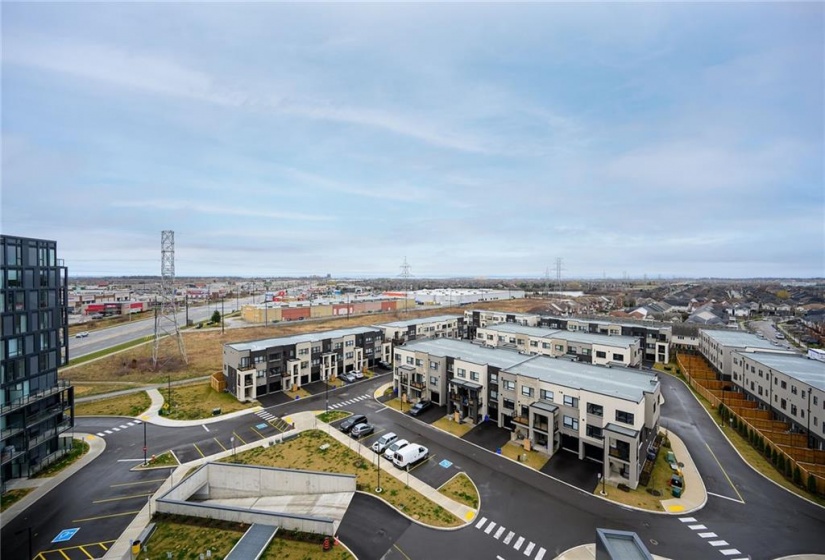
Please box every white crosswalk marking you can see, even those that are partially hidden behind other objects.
[127,422,135,426]
[494,527,505,539]
[535,547,546,560]
[133,419,141,423]
[720,550,741,557]
[112,427,120,432]
[475,516,488,529]
[119,425,128,429]
[524,542,535,556]
[485,522,497,534]
[709,540,728,547]
[679,517,697,523]
[698,533,717,538]
[96,432,105,437]
[504,531,515,545]
[513,536,525,551]
[688,524,706,530]
[104,430,113,434]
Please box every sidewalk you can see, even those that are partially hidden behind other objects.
[1,433,106,529]
[138,388,263,427]
[658,428,706,514]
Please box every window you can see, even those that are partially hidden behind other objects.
[298,348,309,355]
[503,380,515,391]
[503,398,515,410]
[540,389,554,401]
[563,416,579,430]
[555,344,564,352]
[780,398,787,410]
[542,342,550,349]
[586,403,603,417]
[814,396,819,406]
[430,361,439,370]
[612,353,623,361]
[791,404,797,415]
[470,371,479,382]
[616,410,635,424]
[395,353,401,362]
[521,386,534,397]
[345,352,353,359]
[490,373,498,384]
[586,425,603,439]
[430,376,438,386]
[457,367,466,378]
[780,380,787,389]
[791,385,798,395]
[490,390,498,400]
[415,359,423,366]
[563,395,578,407]
[530,340,538,347]
[406,356,414,365]
[596,351,607,359]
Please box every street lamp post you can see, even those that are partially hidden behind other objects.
[167,374,172,413]
[231,436,236,457]
[376,452,383,493]
[221,297,225,335]
[143,421,148,466]
[597,472,607,495]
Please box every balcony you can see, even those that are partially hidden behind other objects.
[1,381,72,416]
[512,415,531,427]
[410,381,426,390]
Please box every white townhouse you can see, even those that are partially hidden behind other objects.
[699,329,793,380]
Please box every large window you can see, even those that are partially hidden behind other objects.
[470,371,479,382]
[586,403,603,417]
[563,416,579,430]
[457,368,466,378]
[612,353,624,361]
[540,389,554,401]
[563,395,579,407]
[503,380,515,391]
[615,410,635,425]
[596,351,607,359]
[521,386,534,397]
[503,398,515,410]
[586,425,603,439]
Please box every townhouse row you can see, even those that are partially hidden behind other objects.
[240,296,417,323]
[394,338,661,489]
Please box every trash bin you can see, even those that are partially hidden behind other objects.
[496,448,502,454]
[672,486,683,498]
[666,451,676,463]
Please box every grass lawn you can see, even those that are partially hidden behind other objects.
[1,488,34,512]
[33,439,90,478]
[383,398,414,413]
[223,429,462,527]
[596,447,674,511]
[317,411,351,423]
[438,472,479,509]
[501,441,550,470]
[432,416,473,437]
[75,391,152,417]
[146,516,353,560]
[164,383,257,420]
[72,382,145,398]
[136,451,179,469]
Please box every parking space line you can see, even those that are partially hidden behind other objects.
[93,492,153,504]
[393,543,413,560]
[78,545,95,559]
[251,426,266,440]
[58,549,71,560]
[110,478,166,488]
[193,443,205,458]
[407,454,434,473]
[73,510,141,523]
[214,437,228,451]
[233,431,247,445]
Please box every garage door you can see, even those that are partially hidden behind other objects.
[561,434,579,453]
[583,442,604,463]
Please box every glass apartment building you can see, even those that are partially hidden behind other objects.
[1,235,74,489]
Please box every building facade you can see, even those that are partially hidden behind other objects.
[698,330,792,380]
[1,235,74,488]
[223,327,388,401]
[375,314,464,346]
[463,309,541,339]
[730,352,825,450]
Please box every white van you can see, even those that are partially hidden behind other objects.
[393,444,428,468]
[371,432,398,454]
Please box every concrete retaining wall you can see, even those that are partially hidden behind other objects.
[206,463,355,499]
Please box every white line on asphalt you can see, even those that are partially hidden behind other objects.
[112,428,120,432]
[513,536,524,551]
[119,425,128,429]
[133,420,142,424]
[494,526,505,540]
[535,547,546,560]
[97,433,105,437]
[688,524,707,530]
[504,531,515,545]
[203,425,210,432]
[720,550,741,556]
[707,491,745,504]
[698,533,718,538]
[679,517,697,523]
[104,430,113,434]
[709,541,729,547]
[485,522,497,534]
[127,422,135,426]
[524,542,535,556]
[497,557,506,560]
[475,516,487,529]
[117,459,144,462]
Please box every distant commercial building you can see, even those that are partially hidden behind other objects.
[223,327,389,401]
[463,309,541,339]
[731,352,825,450]
[698,330,793,380]
[240,296,415,324]
[1,235,74,488]
[475,323,643,368]
[393,338,661,489]
[374,315,464,346]
[410,289,525,306]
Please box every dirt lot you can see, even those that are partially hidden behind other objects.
[61,299,548,384]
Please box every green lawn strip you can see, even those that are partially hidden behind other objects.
[32,439,90,478]
[163,383,257,420]
[664,368,825,507]
[432,416,473,437]
[222,429,462,527]
[437,472,479,509]
[594,445,674,511]
[65,336,154,367]
[75,391,152,417]
[136,451,179,469]
[316,411,351,423]
[72,383,146,398]
[1,488,34,512]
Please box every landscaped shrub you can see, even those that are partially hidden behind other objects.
[793,466,802,485]
[808,473,818,494]
[778,454,785,471]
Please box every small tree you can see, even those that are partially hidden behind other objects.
[793,466,802,485]
[785,459,793,478]
[211,310,221,324]
[772,448,779,465]
[778,454,786,471]
[808,473,818,495]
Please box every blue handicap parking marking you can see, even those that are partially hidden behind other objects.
[439,459,453,469]
[256,423,268,430]
[52,528,79,543]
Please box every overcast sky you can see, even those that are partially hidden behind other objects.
[2,3,823,278]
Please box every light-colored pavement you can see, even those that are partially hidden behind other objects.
[657,428,706,514]
[137,388,263,427]
[1,433,106,529]
[554,543,671,560]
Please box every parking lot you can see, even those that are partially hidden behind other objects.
[171,415,292,463]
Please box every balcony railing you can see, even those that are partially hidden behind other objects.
[512,415,531,426]
[608,448,630,462]
[1,381,72,416]
[410,381,426,390]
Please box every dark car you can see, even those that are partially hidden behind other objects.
[339,414,367,433]
[409,400,432,417]
[350,423,375,438]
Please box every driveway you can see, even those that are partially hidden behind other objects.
[540,449,602,491]
[462,420,511,453]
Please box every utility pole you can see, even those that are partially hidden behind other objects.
[221,297,225,335]
[143,421,148,466]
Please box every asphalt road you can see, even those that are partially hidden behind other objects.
[4,372,825,560]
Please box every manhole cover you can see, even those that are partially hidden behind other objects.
[650,539,659,546]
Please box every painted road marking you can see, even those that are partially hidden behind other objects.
[513,536,525,551]
[256,423,268,430]
[705,443,745,503]
[698,532,718,538]
[52,528,79,543]
[104,430,112,434]
[193,443,205,458]
[504,531,515,545]
[119,425,128,429]
[127,422,135,426]
[535,547,546,560]
[110,478,165,488]
[112,428,120,432]
[439,459,453,468]
[708,491,744,504]
[251,426,267,440]
[92,492,153,504]
[720,550,741,556]
[494,526,505,539]
[688,524,707,530]
[679,517,697,523]
[134,420,141,424]
[475,516,487,529]
[203,425,210,432]
[709,540,729,547]
[485,521,497,534]
[233,432,247,445]
[524,541,535,556]
[72,510,141,523]
[214,438,228,451]
[97,433,105,437]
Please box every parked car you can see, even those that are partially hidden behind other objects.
[350,423,375,438]
[393,444,429,468]
[383,438,409,460]
[371,432,398,453]
[339,372,356,383]
[338,414,367,433]
[352,369,365,380]
[409,400,432,417]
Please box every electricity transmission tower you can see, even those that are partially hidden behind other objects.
[153,230,187,369]
[555,257,564,294]
[399,257,413,314]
